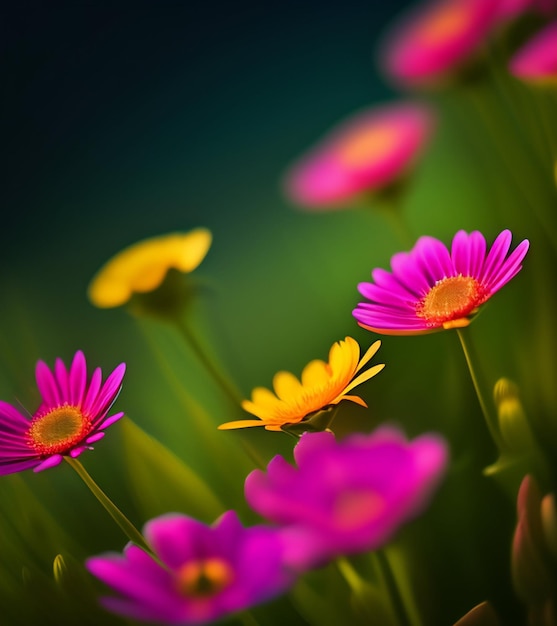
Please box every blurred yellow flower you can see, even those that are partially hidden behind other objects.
[87,229,212,308]
[218,337,384,432]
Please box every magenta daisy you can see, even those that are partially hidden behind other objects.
[283,102,434,210]
[0,351,126,474]
[244,427,448,569]
[380,0,500,87]
[509,21,557,84]
[86,510,297,625]
[353,229,529,335]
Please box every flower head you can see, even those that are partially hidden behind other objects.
[509,21,557,85]
[353,229,529,335]
[245,427,448,569]
[88,229,212,309]
[218,337,384,432]
[86,510,297,625]
[0,351,125,474]
[283,103,433,210]
[380,0,500,87]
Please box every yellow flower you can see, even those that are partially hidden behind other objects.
[218,337,384,432]
[87,229,212,308]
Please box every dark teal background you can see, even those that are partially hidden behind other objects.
[3,0,421,385]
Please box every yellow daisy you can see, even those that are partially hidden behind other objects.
[87,229,212,308]
[218,337,384,432]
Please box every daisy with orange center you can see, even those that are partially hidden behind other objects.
[283,103,433,210]
[353,229,529,335]
[380,0,500,87]
[0,351,125,474]
[218,337,384,432]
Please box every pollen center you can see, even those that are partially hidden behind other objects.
[418,3,469,46]
[27,406,91,455]
[417,275,483,324]
[177,558,235,598]
[338,126,399,168]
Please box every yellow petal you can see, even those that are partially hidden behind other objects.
[301,359,330,387]
[273,371,303,401]
[217,419,265,430]
[338,394,368,408]
[355,340,381,373]
[87,229,212,308]
[249,387,280,408]
[328,337,359,376]
[341,363,385,396]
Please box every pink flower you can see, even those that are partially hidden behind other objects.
[87,510,297,625]
[245,427,448,569]
[509,21,557,84]
[496,0,556,22]
[0,351,125,474]
[353,229,529,335]
[380,0,500,87]
[283,103,433,210]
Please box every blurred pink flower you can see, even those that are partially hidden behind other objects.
[509,21,557,83]
[283,102,433,210]
[380,0,500,87]
[245,427,448,569]
[87,510,297,624]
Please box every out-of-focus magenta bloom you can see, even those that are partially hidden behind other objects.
[0,351,125,474]
[496,0,556,21]
[380,0,500,87]
[509,21,557,84]
[245,427,448,569]
[353,229,529,336]
[86,510,297,625]
[283,103,433,210]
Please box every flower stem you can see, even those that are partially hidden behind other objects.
[373,550,414,626]
[456,328,502,449]
[173,317,243,406]
[64,457,153,556]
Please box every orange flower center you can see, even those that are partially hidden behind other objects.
[27,406,91,455]
[417,275,483,325]
[176,558,235,598]
[333,489,385,530]
[338,126,399,168]
[418,2,470,46]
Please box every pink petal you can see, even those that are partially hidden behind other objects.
[35,361,60,406]
[69,351,88,407]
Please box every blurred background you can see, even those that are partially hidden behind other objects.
[2,2,554,624]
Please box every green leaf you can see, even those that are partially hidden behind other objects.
[119,417,224,523]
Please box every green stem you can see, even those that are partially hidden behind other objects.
[378,204,415,251]
[456,329,502,449]
[335,556,366,595]
[173,317,243,406]
[373,550,413,626]
[64,457,153,556]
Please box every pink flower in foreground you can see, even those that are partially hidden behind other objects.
[353,229,529,335]
[509,21,557,84]
[283,103,433,210]
[245,427,448,569]
[87,511,297,625]
[380,0,500,87]
[0,351,125,474]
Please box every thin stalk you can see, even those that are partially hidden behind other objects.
[173,317,243,406]
[456,329,502,449]
[65,457,153,556]
[374,550,414,626]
